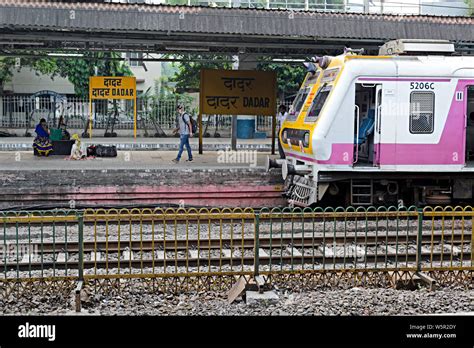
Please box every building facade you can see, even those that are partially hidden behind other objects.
[2,53,162,97]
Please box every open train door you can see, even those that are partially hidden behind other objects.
[354,83,381,166]
[373,85,383,167]
[465,86,474,163]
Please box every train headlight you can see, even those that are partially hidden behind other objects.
[303,132,310,147]
[282,129,288,143]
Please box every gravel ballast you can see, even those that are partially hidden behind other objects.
[2,285,473,316]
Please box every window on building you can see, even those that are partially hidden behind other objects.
[126,52,143,67]
[410,91,434,134]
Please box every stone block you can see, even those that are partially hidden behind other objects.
[246,290,279,305]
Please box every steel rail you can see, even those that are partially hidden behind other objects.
[4,231,471,254]
[2,250,471,272]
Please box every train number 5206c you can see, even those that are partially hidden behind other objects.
[410,82,434,90]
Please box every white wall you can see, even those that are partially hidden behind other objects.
[128,55,162,95]
[4,67,75,95]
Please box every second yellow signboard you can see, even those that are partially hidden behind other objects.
[200,69,276,116]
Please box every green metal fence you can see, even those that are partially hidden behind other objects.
[0,206,472,292]
[1,210,79,283]
[258,206,420,274]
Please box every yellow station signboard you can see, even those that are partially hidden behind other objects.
[200,69,276,116]
[88,76,137,138]
[89,76,136,100]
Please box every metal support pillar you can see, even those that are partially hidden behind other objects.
[231,116,238,151]
[235,53,259,146]
[231,55,239,151]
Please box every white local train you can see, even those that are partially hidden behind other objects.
[268,40,474,207]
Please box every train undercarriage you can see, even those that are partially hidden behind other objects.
[283,171,474,207]
[267,158,474,207]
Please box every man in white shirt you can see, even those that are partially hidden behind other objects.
[276,104,288,159]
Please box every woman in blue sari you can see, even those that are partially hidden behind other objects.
[33,118,53,156]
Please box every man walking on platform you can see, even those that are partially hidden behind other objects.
[277,104,288,159]
[172,104,193,163]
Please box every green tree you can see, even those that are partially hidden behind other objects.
[171,55,305,100]
[165,0,189,4]
[171,55,232,93]
[0,55,62,95]
[257,61,306,100]
[51,51,132,136]
[1,52,132,97]
[0,57,14,94]
[465,0,473,15]
[54,51,132,98]
[2,52,134,136]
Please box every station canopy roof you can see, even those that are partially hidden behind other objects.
[0,0,473,57]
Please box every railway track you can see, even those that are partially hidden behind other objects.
[2,209,472,276]
[2,251,471,273]
[3,233,471,273]
[3,231,471,254]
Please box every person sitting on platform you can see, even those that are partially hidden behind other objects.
[57,116,71,140]
[69,133,86,160]
[33,118,53,156]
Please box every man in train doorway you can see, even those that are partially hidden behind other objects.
[277,104,288,159]
[172,104,193,163]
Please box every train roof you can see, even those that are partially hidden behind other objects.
[325,53,474,78]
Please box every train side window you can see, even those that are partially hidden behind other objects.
[409,91,434,134]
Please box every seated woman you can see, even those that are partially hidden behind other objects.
[33,118,53,156]
[57,116,71,140]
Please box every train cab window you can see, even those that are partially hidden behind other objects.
[306,86,331,121]
[410,91,434,134]
[287,87,310,121]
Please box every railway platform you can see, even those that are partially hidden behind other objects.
[0,136,275,152]
[0,137,285,210]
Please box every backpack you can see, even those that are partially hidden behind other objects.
[183,113,198,134]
